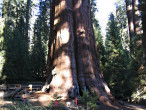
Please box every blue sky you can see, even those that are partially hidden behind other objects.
[95,0,117,36]
[0,0,2,16]
[0,0,2,24]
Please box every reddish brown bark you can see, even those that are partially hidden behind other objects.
[44,0,114,105]
[44,0,79,98]
[73,0,113,105]
[126,0,134,38]
[132,0,141,35]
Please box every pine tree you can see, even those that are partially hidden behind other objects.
[91,0,106,78]
[105,13,130,98]
[116,0,130,51]
[1,0,32,83]
[31,0,50,80]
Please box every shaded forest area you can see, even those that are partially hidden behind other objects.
[0,0,145,106]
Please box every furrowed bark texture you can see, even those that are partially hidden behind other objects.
[47,0,79,98]
[73,0,113,104]
[132,0,141,35]
[126,0,134,38]
[45,0,113,104]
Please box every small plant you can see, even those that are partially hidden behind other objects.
[52,92,62,102]
[48,92,67,110]
[81,91,99,110]
[87,100,99,110]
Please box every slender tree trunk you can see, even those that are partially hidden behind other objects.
[25,0,31,39]
[126,0,134,38]
[132,0,141,35]
[45,0,113,105]
[42,0,56,91]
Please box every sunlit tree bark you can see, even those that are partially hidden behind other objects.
[132,0,141,35]
[44,0,114,105]
[44,0,79,98]
[126,0,134,38]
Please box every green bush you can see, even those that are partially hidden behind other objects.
[81,91,99,110]
[48,92,68,110]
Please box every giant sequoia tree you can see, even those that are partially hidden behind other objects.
[44,0,114,105]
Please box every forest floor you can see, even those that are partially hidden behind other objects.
[0,91,146,110]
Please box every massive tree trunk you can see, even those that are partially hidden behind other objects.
[44,0,113,105]
[126,0,134,38]
[45,0,79,98]
[72,0,113,104]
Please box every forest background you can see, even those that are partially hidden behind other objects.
[0,0,145,105]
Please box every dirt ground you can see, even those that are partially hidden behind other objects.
[0,91,146,110]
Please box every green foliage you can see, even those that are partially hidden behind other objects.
[30,0,50,80]
[52,92,62,102]
[91,0,105,72]
[1,0,32,83]
[81,91,99,110]
[115,0,129,50]
[129,36,146,103]
[102,1,146,104]
[48,92,66,110]
[104,13,131,99]
[139,0,146,16]
[0,0,145,105]
[87,101,99,110]
[91,0,97,19]
[0,0,50,83]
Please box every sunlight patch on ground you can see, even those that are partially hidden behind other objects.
[0,91,4,98]
[0,99,13,106]
[38,94,51,101]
